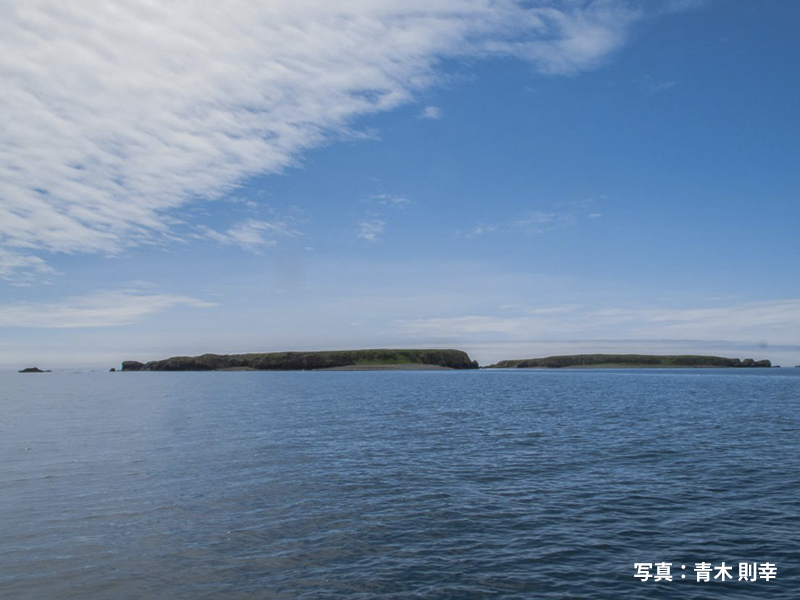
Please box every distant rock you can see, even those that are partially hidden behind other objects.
[109,367,116,372]
[121,361,144,371]
[19,367,50,373]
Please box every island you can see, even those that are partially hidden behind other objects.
[487,354,772,369]
[18,367,51,373]
[121,349,479,371]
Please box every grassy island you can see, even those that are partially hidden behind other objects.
[487,354,772,369]
[121,349,479,371]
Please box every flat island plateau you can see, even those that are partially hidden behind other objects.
[117,351,773,372]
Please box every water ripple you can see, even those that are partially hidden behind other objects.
[0,369,798,599]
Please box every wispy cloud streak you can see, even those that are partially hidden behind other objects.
[0,1,682,278]
[397,300,800,345]
[0,290,216,328]
[200,219,300,250]
[357,220,386,242]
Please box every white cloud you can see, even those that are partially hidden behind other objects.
[482,2,641,75]
[474,224,497,235]
[457,223,498,238]
[368,194,412,208]
[646,80,677,94]
[200,219,300,250]
[0,1,679,278]
[514,196,605,233]
[515,210,577,233]
[0,290,216,328]
[419,105,443,120]
[663,0,710,13]
[396,300,800,346]
[357,219,386,242]
[0,248,57,284]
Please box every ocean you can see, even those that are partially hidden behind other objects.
[1,369,798,598]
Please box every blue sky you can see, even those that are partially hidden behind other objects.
[1,0,799,368]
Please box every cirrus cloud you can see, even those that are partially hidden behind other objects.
[357,219,386,242]
[0,0,684,279]
[0,290,216,328]
[395,299,800,346]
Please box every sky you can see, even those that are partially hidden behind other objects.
[1,0,799,368]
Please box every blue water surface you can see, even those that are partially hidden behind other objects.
[1,368,798,599]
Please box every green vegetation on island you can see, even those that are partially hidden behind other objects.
[121,349,479,371]
[487,354,772,369]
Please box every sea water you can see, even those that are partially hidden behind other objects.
[1,369,798,599]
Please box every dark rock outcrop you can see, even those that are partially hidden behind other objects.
[121,349,479,371]
[19,367,50,373]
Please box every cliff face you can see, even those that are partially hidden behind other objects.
[121,361,145,371]
[121,349,479,371]
[489,354,772,369]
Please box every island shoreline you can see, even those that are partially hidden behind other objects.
[116,351,773,372]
